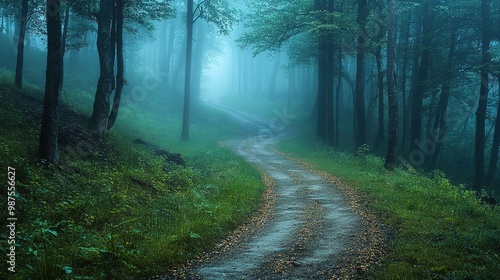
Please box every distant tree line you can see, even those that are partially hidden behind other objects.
[238,0,500,192]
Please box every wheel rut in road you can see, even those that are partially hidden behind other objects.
[162,101,388,279]
[193,136,359,279]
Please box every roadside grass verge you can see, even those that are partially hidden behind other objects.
[276,136,500,280]
[0,82,265,279]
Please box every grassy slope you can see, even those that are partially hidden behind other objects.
[0,81,265,279]
[277,137,500,279]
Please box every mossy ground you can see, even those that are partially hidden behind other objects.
[0,79,265,279]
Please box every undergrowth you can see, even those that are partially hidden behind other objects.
[277,137,500,280]
[0,82,265,279]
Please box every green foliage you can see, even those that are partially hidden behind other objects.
[0,82,265,279]
[238,0,314,56]
[238,0,356,60]
[277,137,500,280]
[197,0,239,35]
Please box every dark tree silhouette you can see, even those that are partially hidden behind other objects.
[39,0,62,164]
[410,1,433,155]
[485,74,500,186]
[354,0,368,151]
[315,0,335,145]
[89,0,115,141]
[385,0,398,169]
[108,0,124,130]
[475,0,491,190]
[181,0,194,141]
[14,0,28,88]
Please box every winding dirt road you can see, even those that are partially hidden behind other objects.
[163,102,388,279]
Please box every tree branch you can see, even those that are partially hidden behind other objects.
[193,0,208,18]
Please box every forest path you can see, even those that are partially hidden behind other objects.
[163,101,387,279]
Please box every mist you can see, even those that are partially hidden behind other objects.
[1,0,499,279]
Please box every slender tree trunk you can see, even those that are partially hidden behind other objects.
[484,75,500,186]
[428,32,457,170]
[410,1,433,156]
[89,0,115,141]
[325,0,335,146]
[192,21,207,101]
[288,66,296,108]
[39,0,62,164]
[373,45,385,151]
[108,0,124,130]
[335,53,342,146]
[14,0,28,88]
[158,20,168,72]
[475,0,491,190]
[268,53,282,101]
[400,13,411,151]
[181,0,194,140]
[60,4,70,92]
[5,15,10,34]
[314,0,335,145]
[173,38,187,94]
[385,0,398,169]
[355,0,368,151]
[165,19,176,85]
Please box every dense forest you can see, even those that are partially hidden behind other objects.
[0,0,499,279]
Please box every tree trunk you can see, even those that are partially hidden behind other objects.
[355,0,368,151]
[400,12,411,152]
[385,0,398,169]
[89,0,115,141]
[484,74,500,186]
[335,53,342,146]
[60,4,70,92]
[314,0,335,145]
[181,0,194,141]
[39,0,62,164]
[192,21,207,101]
[108,0,124,130]
[268,52,282,101]
[428,32,457,170]
[14,0,28,88]
[165,19,176,85]
[410,1,433,157]
[373,44,385,151]
[475,0,491,190]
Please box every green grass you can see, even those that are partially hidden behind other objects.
[0,81,265,279]
[276,137,500,280]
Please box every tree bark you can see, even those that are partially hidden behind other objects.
[268,52,282,101]
[385,0,398,169]
[410,1,433,156]
[60,4,70,92]
[314,0,335,145]
[428,32,457,170]
[484,74,500,186]
[335,52,342,146]
[373,44,385,151]
[354,0,368,151]
[14,0,28,88]
[39,0,62,164]
[108,0,124,130]
[89,0,115,141]
[165,19,176,86]
[192,21,207,101]
[181,0,194,140]
[474,0,491,191]
[400,12,411,152]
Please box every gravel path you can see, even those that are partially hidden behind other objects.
[160,102,389,279]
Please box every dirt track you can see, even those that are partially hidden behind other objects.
[161,102,388,279]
